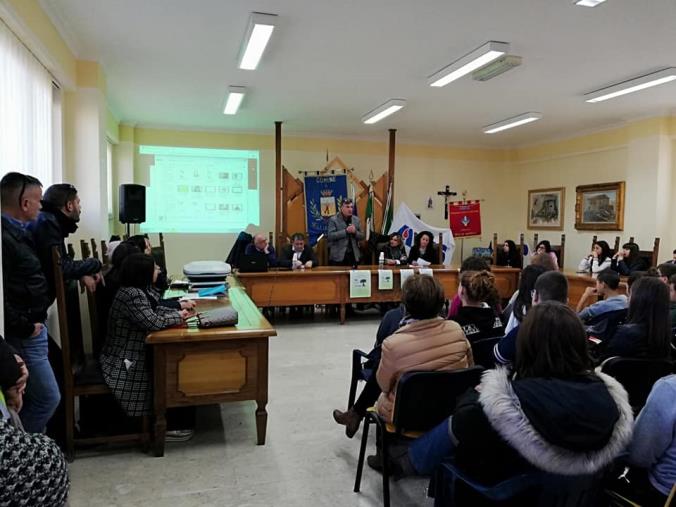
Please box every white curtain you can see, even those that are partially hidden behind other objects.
[0,19,54,187]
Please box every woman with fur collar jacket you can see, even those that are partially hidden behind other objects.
[399,302,634,485]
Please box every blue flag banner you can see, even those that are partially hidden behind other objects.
[304,174,349,245]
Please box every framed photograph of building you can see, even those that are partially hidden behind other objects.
[527,187,565,230]
[574,181,625,231]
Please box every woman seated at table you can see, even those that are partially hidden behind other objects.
[533,240,558,269]
[495,240,522,269]
[379,232,407,265]
[611,242,649,275]
[451,270,504,343]
[408,231,438,266]
[395,302,633,486]
[578,240,613,274]
[600,276,672,361]
[100,253,192,418]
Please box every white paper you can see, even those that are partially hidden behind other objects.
[400,268,415,288]
[415,258,431,267]
[350,270,372,298]
[418,268,434,277]
[378,269,394,290]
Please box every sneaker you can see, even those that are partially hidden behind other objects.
[165,429,194,442]
[332,408,362,438]
[367,453,383,472]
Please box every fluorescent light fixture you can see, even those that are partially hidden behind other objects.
[238,12,277,70]
[585,68,676,103]
[361,99,406,125]
[573,0,607,6]
[483,112,542,134]
[223,86,246,115]
[428,41,509,87]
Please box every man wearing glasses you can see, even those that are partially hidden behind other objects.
[1,172,60,433]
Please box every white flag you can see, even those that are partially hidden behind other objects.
[388,203,455,266]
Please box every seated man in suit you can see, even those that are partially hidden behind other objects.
[278,232,318,269]
[576,269,628,323]
[243,234,278,267]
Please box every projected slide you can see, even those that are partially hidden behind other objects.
[139,145,260,233]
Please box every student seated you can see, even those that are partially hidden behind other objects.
[0,337,70,506]
[278,232,318,269]
[451,270,504,343]
[396,302,633,485]
[243,234,278,267]
[611,242,649,275]
[578,240,613,274]
[379,232,407,265]
[408,231,438,266]
[533,240,558,269]
[494,271,568,366]
[600,276,672,361]
[577,269,628,322]
[447,256,492,320]
[100,254,192,417]
[620,374,676,505]
[495,240,522,268]
[503,265,550,334]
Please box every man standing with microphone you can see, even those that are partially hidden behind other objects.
[327,199,364,266]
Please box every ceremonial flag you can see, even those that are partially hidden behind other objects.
[365,184,374,241]
[449,200,482,238]
[388,203,455,265]
[381,182,393,235]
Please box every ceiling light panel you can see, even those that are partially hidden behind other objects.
[223,86,246,115]
[362,99,407,124]
[573,0,607,7]
[238,12,277,70]
[483,112,542,134]
[585,68,676,103]
[428,41,510,87]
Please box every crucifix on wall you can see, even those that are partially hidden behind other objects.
[437,185,458,220]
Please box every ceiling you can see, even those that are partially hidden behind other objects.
[42,0,676,147]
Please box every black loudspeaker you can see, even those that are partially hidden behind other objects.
[119,184,146,224]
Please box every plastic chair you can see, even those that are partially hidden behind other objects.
[432,458,604,506]
[354,367,484,507]
[600,357,675,414]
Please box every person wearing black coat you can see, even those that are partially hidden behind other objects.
[611,242,649,275]
[278,233,318,269]
[408,231,438,265]
[29,184,102,302]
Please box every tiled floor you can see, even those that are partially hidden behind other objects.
[68,310,433,506]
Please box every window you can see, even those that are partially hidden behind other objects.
[0,19,57,187]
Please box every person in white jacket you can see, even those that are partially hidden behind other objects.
[578,240,612,274]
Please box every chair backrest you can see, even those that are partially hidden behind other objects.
[627,236,660,267]
[80,239,91,259]
[392,367,484,434]
[90,238,99,260]
[601,356,674,413]
[493,233,525,267]
[51,246,85,386]
[584,308,627,342]
[67,243,75,259]
[590,235,621,256]
[471,337,501,369]
[314,235,328,266]
[533,233,565,269]
[100,239,109,265]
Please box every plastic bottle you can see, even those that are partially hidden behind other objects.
[378,251,385,268]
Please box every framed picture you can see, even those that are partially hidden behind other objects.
[527,187,565,230]
[575,181,625,231]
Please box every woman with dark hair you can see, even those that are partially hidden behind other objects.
[395,302,633,486]
[451,270,504,343]
[408,231,438,266]
[447,256,493,319]
[100,254,192,417]
[496,240,522,268]
[578,240,613,274]
[380,233,408,265]
[504,265,549,333]
[601,276,672,361]
[533,239,558,268]
[612,242,649,275]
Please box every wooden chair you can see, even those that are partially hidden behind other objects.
[627,236,660,268]
[492,233,525,267]
[90,239,99,260]
[533,233,565,269]
[314,235,328,266]
[67,243,76,259]
[51,246,149,460]
[100,239,109,265]
[437,232,444,264]
[590,235,621,256]
[80,239,91,259]
[354,367,485,507]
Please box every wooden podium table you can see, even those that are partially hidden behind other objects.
[146,286,276,457]
[236,265,521,323]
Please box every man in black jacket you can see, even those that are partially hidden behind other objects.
[30,183,102,301]
[278,232,318,269]
[1,172,60,432]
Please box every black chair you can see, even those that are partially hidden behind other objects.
[354,367,484,507]
[600,357,674,414]
[348,349,375,409]
[471,337,501,369]
[432,458,605,506]
[584,308,628,343]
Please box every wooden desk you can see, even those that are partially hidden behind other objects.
[146,286,276,457]
[236,266,521,323]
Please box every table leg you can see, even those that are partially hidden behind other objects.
[153,346,167,457]
[256,338,269,445]
[340,304,346,325]
[255,401,268,445]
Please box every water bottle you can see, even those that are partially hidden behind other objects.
[378,252,385,268]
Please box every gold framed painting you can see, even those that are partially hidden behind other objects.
[574,181,625,231]
[527,187,565,230]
